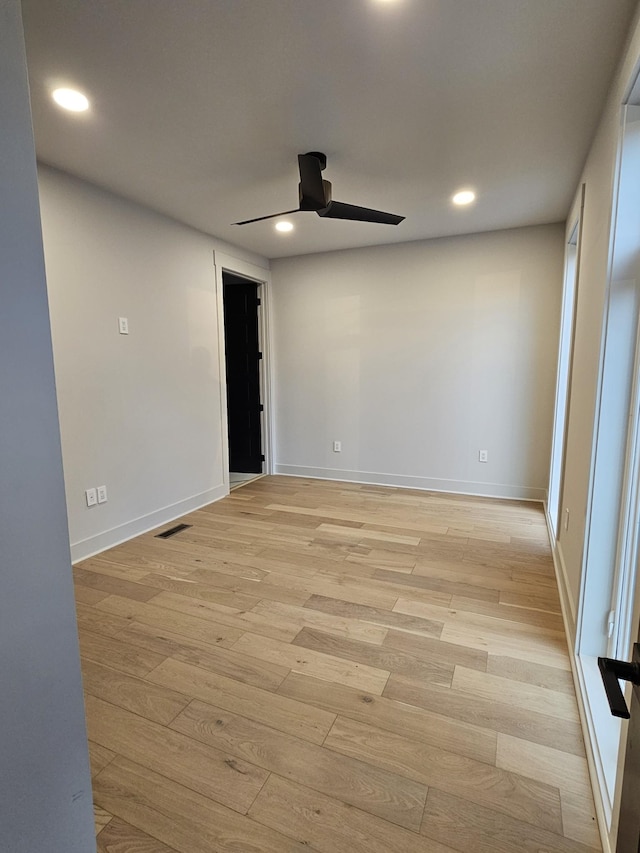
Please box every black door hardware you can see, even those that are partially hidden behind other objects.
[598,646,640,719]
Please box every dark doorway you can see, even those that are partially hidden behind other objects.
[222,273,263,475]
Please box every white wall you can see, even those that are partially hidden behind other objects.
[38,166,268,560]
[0,3,94,850]
[271,224,564,500]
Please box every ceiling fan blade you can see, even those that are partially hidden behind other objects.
[318,200,404,225]
[233,208,300,225]
[298,153,327,209]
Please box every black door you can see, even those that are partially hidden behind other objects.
[222,276,263,473]
[599,642,640,852]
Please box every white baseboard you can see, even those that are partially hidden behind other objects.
[545,506,613,853]
[275,464,546,502]
[551,538,577,638]
[70,484,228,563]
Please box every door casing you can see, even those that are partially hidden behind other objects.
[213,250,274,491]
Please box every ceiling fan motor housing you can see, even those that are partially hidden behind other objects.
[305,151,327,170]
[298,179,332,210]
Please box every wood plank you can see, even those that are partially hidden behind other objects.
[81,659,190,725]
[317,522,421,546]
[414,541,467,562]
[148,589,302,643]
[304,593,444,637]
[486,655,575,695]
[95,595,245,648]
[500,588,561,613]
[73,567,159,602]
[451,666,579,722]
[264,501,450,536]
[78,557,151,583]
[393,596,566,636]
[250,599,389,644]
[97,817,181,853]
[394,596,565,640]
[382,627,487,672]
[86,696,268,814]
[421,788,595,853]
[170,530,265,557]
[444,526,511,544]
[439,621,571,670]
[92,542,211,574]
[450,595,565,631]
[259,570,399,610]
[89,740,116,778]
[324,716,563,832]
[345,550,416,573]
[183,560,269,582]
[231,632,390,694]
[185,567,312,606]
[392,598,571,669]
[461,551,555,576]
[363,520,461,541]
[147,658,334,744]
[245,547,334,576]
[139,572,261,610]
[108,538,267,579]
[292,627,454,686]
[278,672,497,764]
[249,774,457,853]
[374,568,501,602]
[93,757,309,853]
[171,698,427,831]
[496,734,600,849]
[412,559,540,595]
[78,629,167,678]
[73,584,111,605]
[95,804,113,836]
[75,601,132,638]
[384,674,586,756]
[116,620,290,691]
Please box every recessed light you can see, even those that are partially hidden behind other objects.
[452,190,476,206]
[275,221,294,233]
[52,87,90,112]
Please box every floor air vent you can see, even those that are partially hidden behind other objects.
[155,523,192,539]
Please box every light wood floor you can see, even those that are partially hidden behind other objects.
[75,475,601,853]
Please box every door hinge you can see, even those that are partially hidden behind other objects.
[607,609,616,639]
[256,298,261,306]
[259,404,264,412]
[261,454,265,462]
[257,352,263,360]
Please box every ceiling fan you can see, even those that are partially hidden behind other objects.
[234,152,405,226]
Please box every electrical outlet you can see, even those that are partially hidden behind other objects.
[333,440,342,452]
[478,449,488,463]
[85,488,97,507]
[97,485,108,504]
[118,316,129,335]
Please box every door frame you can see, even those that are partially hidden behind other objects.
[213,250,274,492]
[547,187,584,541]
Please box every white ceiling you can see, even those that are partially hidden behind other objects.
[21,0,638,260]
